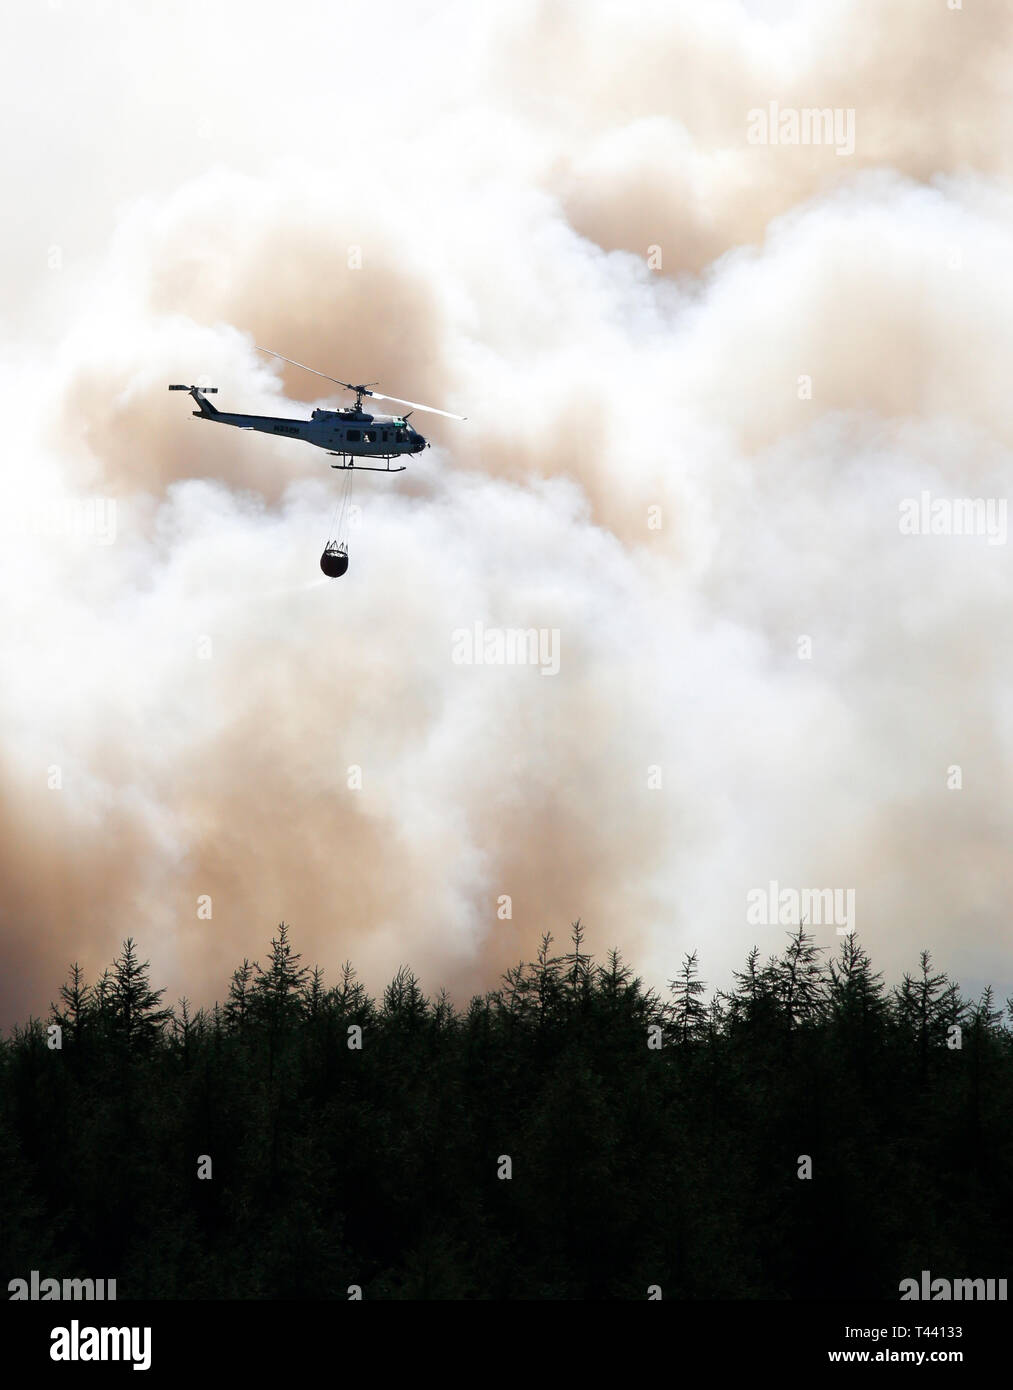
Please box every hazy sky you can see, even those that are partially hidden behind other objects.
[2,0,1013,1026]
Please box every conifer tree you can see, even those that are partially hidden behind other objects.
[50,962,93,1046]
[722,944,779,1031]
[306,965,326,1017]
[969,983,1004,1033]
[560,919,593,1007]
[333,960,371,1019]
[173,996,194,1070]
[772,924,825,1035]
[599,947,632,999]
[251,923,310,1086]
[533,932,563,1024]
[251,922,309,1028]
[828,934,886,1022]
[669,950,708,1044]
[107,938,172,1052]
[382,965,428,1024]
[894,950,963,1077]
[224,959,254,1032]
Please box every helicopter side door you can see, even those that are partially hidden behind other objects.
[328,424,369,455]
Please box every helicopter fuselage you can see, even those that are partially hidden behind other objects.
[181,386,427,462]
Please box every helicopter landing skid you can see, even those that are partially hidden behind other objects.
[328,454,407,472]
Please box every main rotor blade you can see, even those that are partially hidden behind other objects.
[257,345,466,418]
[256,346,365,394]
[371,392,467,420]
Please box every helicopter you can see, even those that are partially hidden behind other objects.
[170,347,465,577]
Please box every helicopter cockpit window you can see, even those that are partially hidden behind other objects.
[395,429,406,443]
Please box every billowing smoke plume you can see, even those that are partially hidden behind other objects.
[3,0,1013,1026]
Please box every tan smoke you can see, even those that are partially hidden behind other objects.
[2,0,1013,1027]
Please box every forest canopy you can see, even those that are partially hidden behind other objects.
[2,923,1011,1299]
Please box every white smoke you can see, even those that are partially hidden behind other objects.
[2,0,1012,1022]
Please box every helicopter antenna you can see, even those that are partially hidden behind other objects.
[256,346,466,419]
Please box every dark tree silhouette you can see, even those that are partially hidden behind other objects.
[106,938,173,1053]
[668,950,707,1045]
